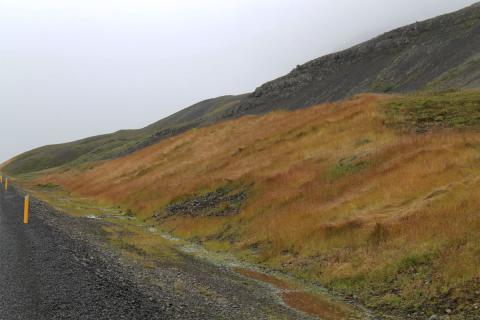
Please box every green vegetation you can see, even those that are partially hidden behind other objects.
[327,156,371,180]
[385,90,480,132]
[370,79,395,93]
[35,182,60,189]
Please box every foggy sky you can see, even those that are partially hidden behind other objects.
[0,0,477,163]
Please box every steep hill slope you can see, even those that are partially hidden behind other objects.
[3,94,246,175]
[4,3,480,175]
[29,90,480,318]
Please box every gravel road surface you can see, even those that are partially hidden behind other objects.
[0,187,312,320]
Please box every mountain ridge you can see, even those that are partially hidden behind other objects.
[233,2,480,115]
[4,2,480,175]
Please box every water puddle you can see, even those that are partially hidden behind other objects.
[235,268,296,290]
[282,291,361,320]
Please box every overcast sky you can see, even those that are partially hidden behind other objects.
[0,0,477,162]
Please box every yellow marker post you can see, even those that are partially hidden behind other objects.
[4,178,8,191]
[24,195,29,224]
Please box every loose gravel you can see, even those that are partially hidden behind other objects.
[0,187,314,320]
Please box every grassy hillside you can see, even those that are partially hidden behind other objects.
[2,94,246,175]
[25,90,480,318]
[4,3,480,176]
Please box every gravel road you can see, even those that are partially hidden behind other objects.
[0,187,313,320]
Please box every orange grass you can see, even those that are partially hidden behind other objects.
[31,93,480,311]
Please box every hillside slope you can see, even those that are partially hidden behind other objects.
[30,90,480,318]
[235,2,480,115]
[4,3,480,175]
[3,94,246,175]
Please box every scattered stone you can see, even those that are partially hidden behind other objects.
[161,185,248,218]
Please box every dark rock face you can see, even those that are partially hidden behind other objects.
[230,3,480,116]
[162,186,248,218]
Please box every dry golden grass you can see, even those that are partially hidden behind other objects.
[31,92,480,312]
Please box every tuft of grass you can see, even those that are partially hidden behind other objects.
[327,156,371,180]
[35,182,60,190]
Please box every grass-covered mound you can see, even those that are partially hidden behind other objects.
[19,91,480,318]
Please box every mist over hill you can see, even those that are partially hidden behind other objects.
[4,2,480,175]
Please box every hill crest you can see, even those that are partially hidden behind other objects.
[3,2,480,175]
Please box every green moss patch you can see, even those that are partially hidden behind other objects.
[384,90,480,132]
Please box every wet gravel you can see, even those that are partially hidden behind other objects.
[0,187,312,320]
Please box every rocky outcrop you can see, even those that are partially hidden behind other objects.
[160,186,248,218]
[230,3,480,116]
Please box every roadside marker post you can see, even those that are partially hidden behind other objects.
[4,178,8,191]
[24,195,29,224]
